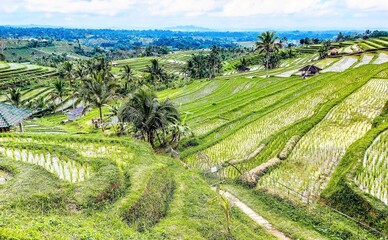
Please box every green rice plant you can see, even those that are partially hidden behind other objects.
[355,130,388,205]
[258,79,388,201]
[0,143,91,182]
[375,68,388,79]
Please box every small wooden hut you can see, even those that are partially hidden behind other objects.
[299,65,322,78]
[330,48,339,55]
[0,103,32,132]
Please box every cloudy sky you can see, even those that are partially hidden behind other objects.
[0,0,387,30]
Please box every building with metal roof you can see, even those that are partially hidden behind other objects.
[0,103,32,132]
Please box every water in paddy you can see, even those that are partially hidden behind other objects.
[0,147,90,183]
[0,169,12,184]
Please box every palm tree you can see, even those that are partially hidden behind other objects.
[121,65,136,94]
[318,40,331,59]
[72,61,88,80]
[7,88,23,107]
[34,96,47,110]
[169,113,192,147]
[119,87,180,148]
[51,78,68,110]
[255,31,282,77]
[208,45,222,78]
[145,59,168,87]
[82,71,118,131]
[62,61,73,85]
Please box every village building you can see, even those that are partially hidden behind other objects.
[0,103,32,132]
[330,48,339,55]
[299,65,322,78]
[66,107,85,121]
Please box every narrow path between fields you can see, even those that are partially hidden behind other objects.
[212,187,291,240]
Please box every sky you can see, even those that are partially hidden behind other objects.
[0,0,387,30]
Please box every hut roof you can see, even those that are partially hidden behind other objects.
[67,107,84,116]
[330,48,339,53]
[0,103,32,128]
[299,65,322,72]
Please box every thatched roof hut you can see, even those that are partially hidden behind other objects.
[0,103,32,132]
[299,65,322,77]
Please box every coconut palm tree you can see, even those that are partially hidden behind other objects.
[208,45,222,78]
[62,61,74,85]
[72,61,88,81]
[51,78,68,110]
[255,31,282,77]
[6,88,23,107]
[82,71,118,131]
[120,65,137,94]
[119,87,180,148]
[145,59,168,87]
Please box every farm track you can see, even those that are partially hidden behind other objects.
[213,188,290,240]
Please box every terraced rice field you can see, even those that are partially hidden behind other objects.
[0,134,272,239]
[322,56,358,72]
[373,53,388,64]
[354,54,374,68]
[158,55,388,170]
[355,130,388,205]
[112,51,195,75]
[257,78,388,200]
[0,62,57,89]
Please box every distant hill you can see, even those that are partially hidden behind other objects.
[166,25,214,32]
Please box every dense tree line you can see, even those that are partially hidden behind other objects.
[184,45,223,79]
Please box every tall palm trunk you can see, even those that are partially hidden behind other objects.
[266,54,269,78]
[60,97,64,112]
[99,105,104,132]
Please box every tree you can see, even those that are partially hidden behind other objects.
[168,113,192,148]
[7,88,23,107]
[255,31,282,77]
[318,40,331,59]
[0,39,6,54]
[304,37,311,46]
[145,59,169,88]
[120,65,137,94]
[51,78,68,110]
[318,46,328,59]
[184,53,209,79]
[119,87,180,148]
[336,32,344,42]
[236,58,249,72]
[62,61,73,83]
[33,96,48,110]
[208,45,222,78]
[82,70,118,131]
[72,61,88,80]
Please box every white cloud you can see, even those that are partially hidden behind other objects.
[144,0,219,17]
[218,0,336,17]
[24,0,136,16]
[0,0,386,29]
[0,0,22,13]
[345,0,388,11]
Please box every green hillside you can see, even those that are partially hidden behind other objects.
[1,40,388,239]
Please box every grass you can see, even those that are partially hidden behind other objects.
[222,184,380,240]
[0,133,274,239]
[2,51,388,239]
[258,78,388,200]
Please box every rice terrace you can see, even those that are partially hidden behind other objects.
[0,0,388,239]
